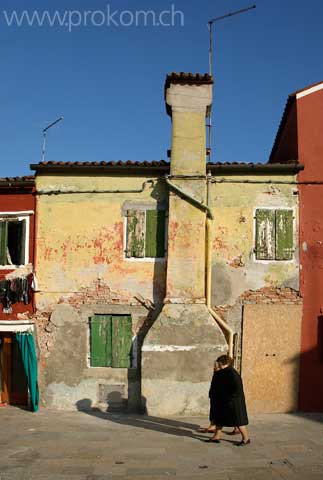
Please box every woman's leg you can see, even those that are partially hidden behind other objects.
[238,425,249,442]
[210,425,222,440]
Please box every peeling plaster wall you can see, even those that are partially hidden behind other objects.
[35,175,167,311]
[34,174,167,410]
[38,302,152,410]
[210,175,299,307]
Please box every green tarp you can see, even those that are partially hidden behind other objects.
[16,333,39,412]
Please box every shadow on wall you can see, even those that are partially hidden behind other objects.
[126,230,166,412]
[75,397,209,440]
[284,325,323,421]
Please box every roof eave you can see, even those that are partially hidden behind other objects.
[0,180,35,188]
[30,164,171,175]
[207,162,303,175]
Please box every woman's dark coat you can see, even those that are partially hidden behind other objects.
[209,366,248,427]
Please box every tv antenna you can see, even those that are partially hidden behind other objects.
[207,4,256,160]
[41,116,63,162]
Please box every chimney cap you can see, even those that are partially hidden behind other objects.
[165,72,213,90]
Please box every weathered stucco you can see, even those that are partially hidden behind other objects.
[39,301,152,410]
[35,175,167,311]
[210,177,299,306]
[141,304,226,415]
[141,80,228,415]
[34,174,167,410]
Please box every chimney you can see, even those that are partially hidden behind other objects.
[141,73,227,416]
[165,72,213,302]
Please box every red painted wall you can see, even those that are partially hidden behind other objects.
[271,100,298,163]
[297,88,323,410]
[0,188,35,319]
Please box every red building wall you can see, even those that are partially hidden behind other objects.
[271,100,298,163]
[0,186,35,319]
[297,88,323,410]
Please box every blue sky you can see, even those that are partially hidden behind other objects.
[0,0,322,177]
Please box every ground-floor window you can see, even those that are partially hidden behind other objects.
[89,314,132,368]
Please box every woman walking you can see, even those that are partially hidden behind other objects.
[198,360,239,435]
[206,354,250,446]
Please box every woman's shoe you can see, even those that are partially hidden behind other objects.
[198,427,216,433]
[236,439,251,446]
[227,429,240,435]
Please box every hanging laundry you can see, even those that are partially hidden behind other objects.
[0,275,32,313]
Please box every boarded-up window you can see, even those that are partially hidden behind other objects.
[255,209,293,261]
[125,210,166,258]
[0,219,27,266]
[90,315,132,368]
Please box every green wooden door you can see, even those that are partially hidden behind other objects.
[90,315,132,368]
[112,315,132,368]
[90,315,112,367]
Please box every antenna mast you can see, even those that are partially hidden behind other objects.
[207,4,256,161]
[41,116,64,162]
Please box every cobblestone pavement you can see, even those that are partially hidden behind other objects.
[0,407,323,479]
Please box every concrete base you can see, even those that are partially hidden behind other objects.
[141,303,227,416]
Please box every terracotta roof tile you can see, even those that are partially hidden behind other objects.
[33,160,169,168]
[165,72,213,89]
[0,175,35,183]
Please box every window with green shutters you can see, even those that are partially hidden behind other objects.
[255,209,294,260]
[90,315,133,368]
[0,218,27,266]
[125,209,166,258]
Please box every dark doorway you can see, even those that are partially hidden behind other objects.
[0,334,28,406]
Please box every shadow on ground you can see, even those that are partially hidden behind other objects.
[75,398,228,442]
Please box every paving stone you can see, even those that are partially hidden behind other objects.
[0,409,323,480]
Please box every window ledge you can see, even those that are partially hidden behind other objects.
[124,257,166,263]
[0,264,33,271]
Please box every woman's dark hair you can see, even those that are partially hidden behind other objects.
[216,354,233,367]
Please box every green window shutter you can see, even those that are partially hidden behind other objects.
[112,315,132,368]
[276,210,293,260]
[18,219,27,265]
[145,210,166,258]
[90,315,112,367]
[126,210,145,258]
[255,209,275,260]
[0,221,8,265]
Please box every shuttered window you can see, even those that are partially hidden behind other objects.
[125,209,166,258]
[255,209,294,260]
[0,219,27,266]
[90,315,132,368]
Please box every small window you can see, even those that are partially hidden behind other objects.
[125,209,166,258]
[89,315,132,368]
[0,218,27,266]
[255,209,293,260]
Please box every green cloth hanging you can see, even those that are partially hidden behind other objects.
[16,333,39,412]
